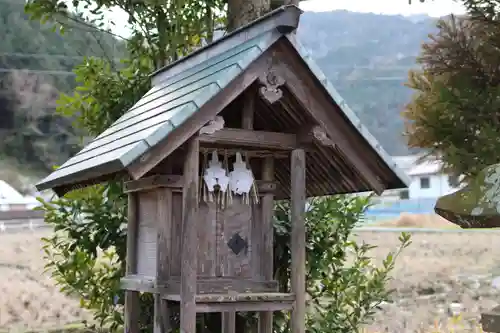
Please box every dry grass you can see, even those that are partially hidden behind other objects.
[0,230,92,331]
[357,230,500,333]
[375,213,460,229]
[1,225,500,332]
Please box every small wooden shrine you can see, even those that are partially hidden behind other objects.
[36,5,409,333]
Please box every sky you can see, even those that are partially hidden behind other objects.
[299,0,465,17]
[102,0,467,38]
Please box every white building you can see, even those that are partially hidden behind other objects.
[0,180,39,211]
[384,154,463,200]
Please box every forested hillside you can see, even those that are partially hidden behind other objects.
[0,0,126,187]
[298,11,436,156]
[0,4,437,189]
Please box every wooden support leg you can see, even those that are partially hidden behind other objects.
[154,297,172,333]
[155,187,173,333]
[222,312,236,333]
[125,193,140,333]
[291,149,306,333]
[124,291,140,333]
[259,157,275,333]
[181,138,199,333]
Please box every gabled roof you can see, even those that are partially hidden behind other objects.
[36,5,410,196]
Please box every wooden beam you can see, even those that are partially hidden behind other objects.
[127,175,277,196]
[124,193,140,333]
[162,293,295,313]
[291,149,306,333]
[154,187,173,333]
[124,174,183,193]
[242,90,255,129]
[259,156,275,333]
[180,138,199,333]
[199,128,305,150]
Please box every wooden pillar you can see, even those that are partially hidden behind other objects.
[181,138,200,333]
[222,313,236,333]
[290,149,306,333]
[154,187,173,333]
[258,156,274,333]
[125,192,140,333]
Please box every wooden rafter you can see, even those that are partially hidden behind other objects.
[199,128,309,150]
[271,43,386,194]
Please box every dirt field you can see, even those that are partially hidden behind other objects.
[2,227,500,332]
[358,230,500,333]
[0,230,93,330]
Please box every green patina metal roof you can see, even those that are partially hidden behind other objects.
[36,31,282,192]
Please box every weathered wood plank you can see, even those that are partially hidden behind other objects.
[126,175,277,195]
[259,156,275,333]
[124,174,182,193]
[180,138,199,333]
[165,292,295,303]
[155,188,173,333]
[136,191,158,277]
[121,276,278,294]
[124,193,140,333]
[199,128,306,150]
[195,301,293,313]
[164,279,278,294]
[291,149,306,333]
[198,202,217,276]
[170,192,183,276]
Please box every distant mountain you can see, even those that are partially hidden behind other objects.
[297,11,437,155]
[0,0,126,174]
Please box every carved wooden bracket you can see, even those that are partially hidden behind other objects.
[199,115,225,135]
[258,70,285,104]
[311,126,335,147]
[298,125,335,148]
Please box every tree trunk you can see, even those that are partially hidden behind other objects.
[227,0,271,32]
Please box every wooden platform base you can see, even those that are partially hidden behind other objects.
[162,292,295,313]
[121,274,279,294]
[121,275,294,313]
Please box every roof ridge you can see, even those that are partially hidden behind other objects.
[150,5,302,84]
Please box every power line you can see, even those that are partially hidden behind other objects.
[0,68,75,76]
[0,52,122,61]
[0,52,417,72]
[0,67,409,80]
